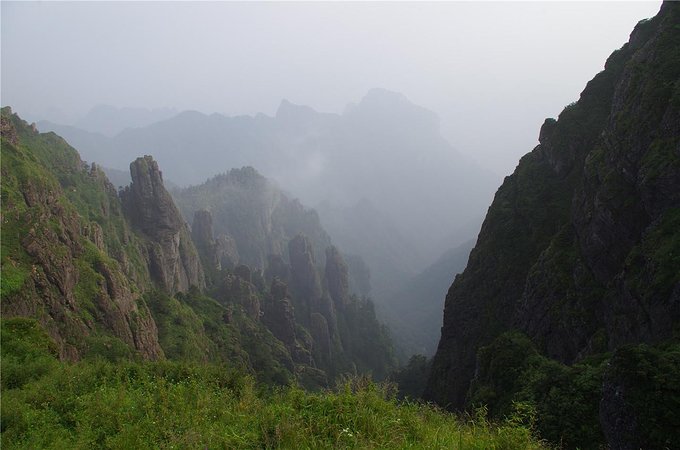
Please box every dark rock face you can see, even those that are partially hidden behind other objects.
[288,234,339,335]
[190,209,239,276]
[262,279,297,350]
[288,234,323,319]
[426,1,680,428]
[310,312,331,361]
[324,246,350,309]
[122,156,204,294]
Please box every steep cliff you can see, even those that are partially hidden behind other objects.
[121,156,204,294]
[1,108,163,360]
[426,3,679,447]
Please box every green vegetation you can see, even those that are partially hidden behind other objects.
[1,318,545,449]
[603,343,680,448]
[467,331,680,449]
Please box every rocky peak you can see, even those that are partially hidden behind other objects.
[346,88,439,134]
[275,99,319,124]
[121,156,204,294]
[1,109,19,145]
[123,156,181,234]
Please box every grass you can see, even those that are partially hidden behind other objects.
[1,318,546,449]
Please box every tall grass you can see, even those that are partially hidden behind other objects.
[1,361,545,449]
[1,318,546,449]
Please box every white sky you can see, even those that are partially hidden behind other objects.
[1,1,662,174]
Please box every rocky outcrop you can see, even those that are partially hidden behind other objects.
[288,234,323,318]
[426,1,680,424]
[1,110,19,145]
[324,246,350,309]
[121,156,205,294]
[215,234,239,270]
[173,166,332,271]
[0,110,163,360]
[310,312,331,362]
[192,210,220,270]
[214,271,261,321]
[262,279,297,350]
[191,209,240,273]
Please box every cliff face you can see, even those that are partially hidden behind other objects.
[426,0,679,419]
[191,209,239,282]
[324,246,350,309]
[1,109,163,360]
[121,156,204,294]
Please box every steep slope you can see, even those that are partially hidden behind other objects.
[426,3,679,447]
[174,171,396,379]
[1,108,162,360]
[174,167,332,271]
[121,156,205,294]
[3,109,395,385]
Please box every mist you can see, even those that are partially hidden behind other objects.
[1,1,660,175]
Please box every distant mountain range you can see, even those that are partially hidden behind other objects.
[37,89,499,357]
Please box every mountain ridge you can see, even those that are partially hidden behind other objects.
[426,3,680,447]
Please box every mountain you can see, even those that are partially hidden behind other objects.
[173,167,333,271]
[426,3,680,448]
[1,107,395,388]
[36,91,497,356]
[40,105,178,138]
[172,167,396,379]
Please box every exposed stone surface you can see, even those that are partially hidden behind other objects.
[289,235,340,336]
[288,234,323,319]
[310,312,331,361]
[173,166,332,271]
[324,246,350,309]
[214,272,261,321]
[215,234,239,270]
[1,111,163,360]
[121,156,204,294]
[262,279,297,350]
[1,111,19,145]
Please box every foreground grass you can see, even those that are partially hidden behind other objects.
[1,320,545,449]
[2,367,545,449]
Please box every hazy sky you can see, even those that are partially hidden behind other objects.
[1,1,661,174]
